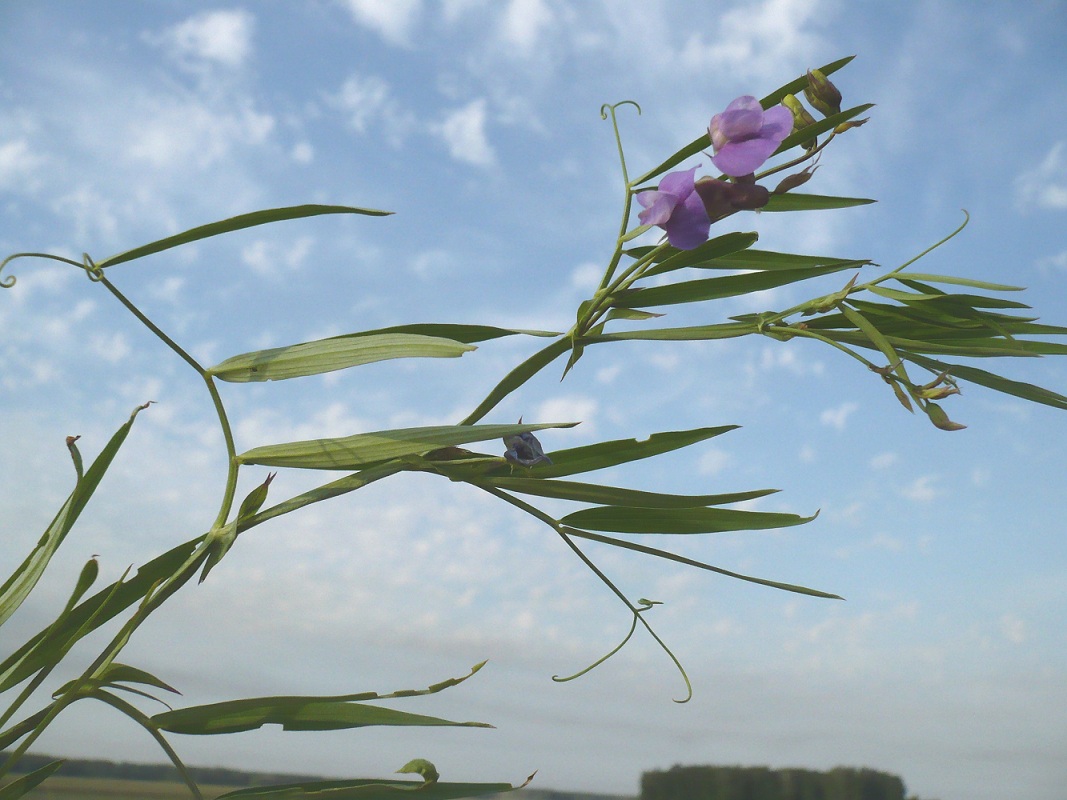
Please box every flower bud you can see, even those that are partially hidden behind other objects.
[804,68,842,117]
[773,164,818,195]
[782,93,818,151]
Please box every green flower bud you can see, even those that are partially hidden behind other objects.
[782,93,818,151]
[804,68,842,117]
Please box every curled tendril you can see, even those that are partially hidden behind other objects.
[82,253,105,282]
[551,597,692,702]
[0,252,86,289]
[600,100,642,187]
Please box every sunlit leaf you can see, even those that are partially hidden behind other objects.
[893,272,1025,292]
[559,505,816,534]
[96,205,390,268]
[643,232,759,278]
[208,334,475,382]
[238,422,577,471]
[585,322,756,342]
[701,250,869,272]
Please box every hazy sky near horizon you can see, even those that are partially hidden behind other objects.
[2,2,1067,800]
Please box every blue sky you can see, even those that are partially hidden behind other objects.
[2,2,1066,799]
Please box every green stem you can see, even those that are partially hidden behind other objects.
[96,274,240,528]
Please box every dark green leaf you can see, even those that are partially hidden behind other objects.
[564,527,841,599]
[559,505,816,534]
[703,250,870,272]
[487,477,777,508]
[0,759,64,799]
[584,321,756,342]
[643,232,759,278]
[97,205,391,268]
[762,193,875,212]
[614,262,863,309]
[216,778,527,800]
[904,353,1067,410]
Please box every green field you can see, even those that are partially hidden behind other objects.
[1,774,235,799]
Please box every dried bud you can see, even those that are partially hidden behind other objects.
[925,401,967,431]
[804,68,842,117]
[503,419,552,467]
[834,117,869,135]
[694,177,770,223]
[773,164,818,195]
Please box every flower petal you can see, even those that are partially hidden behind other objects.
[760,105,794,144]
[637,191,679,227]
[710,136,781,177]
[663,191,710,250]
[657,166,698,197]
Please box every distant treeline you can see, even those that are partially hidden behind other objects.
[641,764,913,800]
[2,751,324,787]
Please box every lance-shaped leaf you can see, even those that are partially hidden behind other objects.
[237,421,577,471]
[762,193,875,212]
[208,334,476,382]
[330,322,560,344]
[0,403,151,628]
[698,250,869,273]
[96,204,391,269]
[154,699,490,735]
[482,425,738,479]
[584,321,756,343]
[486,476,778,508]
[0,537,203,693]
[152,663,491,735]
[215,776,533,800]
[559,505,816,534]
[0,759,64,799]
[903,353,1067,411]
[612,261,863,309]
[643,232,759,278]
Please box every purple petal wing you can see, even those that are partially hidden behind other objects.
[760,105,795,143]
[710,137,780,177]
[663,191,710,250]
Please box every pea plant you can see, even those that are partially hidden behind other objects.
[2,56,1065,800]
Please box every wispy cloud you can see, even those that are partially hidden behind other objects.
[1016,141,1067,211]
[340,0,422,47]
[819,401,858,430]
[146,9,256,71]
[435,98,496,167]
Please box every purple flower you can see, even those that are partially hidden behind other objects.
[503,427,552,467]
[708,96,794,177]
[636,166,711,250]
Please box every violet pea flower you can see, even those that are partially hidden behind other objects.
[708,96,794,177]
[503,428,552,467]
[636,166,711,251]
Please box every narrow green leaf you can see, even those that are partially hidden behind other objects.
[643,232,759,278]
[154,698,490,735]
[238,421,577,471]
[762,193,875,212]
[893,272,1025,292]
[0,403,150,628]
[487,477,778,508]
[0,759,64,799]
[614,262,862,309]
[559,505,816,534]
[585,321,756,342]
[216,778,527,800]
[483,425,739,479]
[208,334,475,383]
[461,337,571,425]
[346,323,559,343]
[904,353,1067,410]
[0,538,202,693]
[96,205,390,268]
[840,305,900,367]
[563,527,842,599]
[703,250,869,272]
[605,308,664,322]
[101,663,181,695]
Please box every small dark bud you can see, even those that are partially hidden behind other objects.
[773,164,818,195]
[694,178,770,223]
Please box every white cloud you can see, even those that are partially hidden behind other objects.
[1015,141,1067,211]
[870,451,898,470]
[900,475,940,503]
[436,99,496,167]
[1037,249,1067,272]
[340,0,422,47]
[151,9,256,70]
[88,332,132,364]
[291,142,314,164]
[499,0,554,56]
[241,236,315,277]
[678,0,826,81]
[0,139,46,190]
[697,447,732,476]
[328,74,415,146]
[533,395,598,437]
[819,401,858,430]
